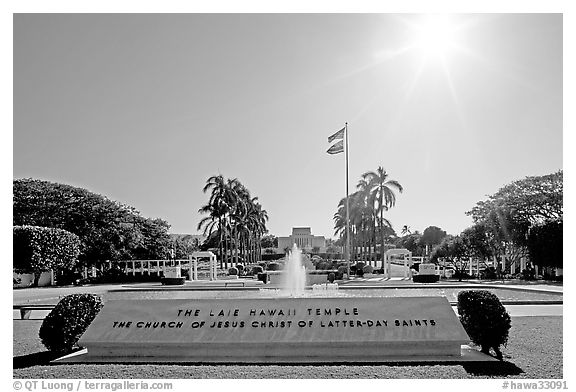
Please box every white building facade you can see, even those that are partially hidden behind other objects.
[277,227,326,253]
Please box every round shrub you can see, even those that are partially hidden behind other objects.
[363,265,374,274]
[98,266,125,283]
[228,267,238,276]
[481,267,497,280]
[315,261,328,270]
[327,272,336,283]
[39,294,103,353]
[349,265,357,276]
[457,290,511,360]
[236,264,244,273]
[336,266,348,280]
[267,262,281,271]
[251,265,263,275]
[354,263,365,277]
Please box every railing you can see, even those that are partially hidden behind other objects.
[82,259,204,278]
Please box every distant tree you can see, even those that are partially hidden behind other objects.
[170,234,201,259]
[430,235,471,281]
[468,171,562,226]
[401,225,412,236]
[396,233,425,256]
[260,234,278,249]
[467,171,562,270]
[421,226,447,255]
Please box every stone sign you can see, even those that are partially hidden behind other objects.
[419,263,437,275]
[59,297,473,363]
[163,266,181,278]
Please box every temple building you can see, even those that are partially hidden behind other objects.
[277,227,326,253]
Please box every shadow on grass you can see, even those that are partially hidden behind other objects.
[13,351,60,369]
[462,361,524,376]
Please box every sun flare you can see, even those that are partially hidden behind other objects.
[410,14,460,61]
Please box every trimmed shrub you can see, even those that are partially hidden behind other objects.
[327,272,336,283]
[251,266,264,275]
[355,262,365,277]
[349,265,357,275]
[315,261,329,270]
[457,290,511,360]
[97,266,125,283]
[228,267,238,276]
[336,266,348,280]
[267,262,281,271]
[521,267,536,281]
[55,269,84,286]
[363,265,374,274]
[453,270,471,280]
[14,226,81,285]
[161,277,185,285]
[236,264,244,274]
[412,274,439,283]
[481,267,497,280]
[39,294,103,353]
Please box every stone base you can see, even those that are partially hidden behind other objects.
[55,345,496,364]
[56,297,476,365]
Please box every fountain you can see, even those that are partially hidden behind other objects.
[280,244,307,296]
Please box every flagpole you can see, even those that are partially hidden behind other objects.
[345,122,351,279]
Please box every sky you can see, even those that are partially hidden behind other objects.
[13,13,563,239]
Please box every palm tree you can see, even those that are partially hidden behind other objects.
[401,225,412,236]
[250,199,269,263]
[198,174,230,268]
[361,167,403,269]
[199,175,269,269]
[356,177,377,263]
[226,178,248,267]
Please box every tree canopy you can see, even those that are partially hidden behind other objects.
[468,171,562,226]
[466,171,562,268]
[13,178,171,264]
[421,226,447,247]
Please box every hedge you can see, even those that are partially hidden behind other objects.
[14,225,81,282]
[412,274,439,283]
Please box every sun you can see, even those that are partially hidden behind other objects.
[410,14,460,62]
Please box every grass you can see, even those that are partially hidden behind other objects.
[13,316,562,379]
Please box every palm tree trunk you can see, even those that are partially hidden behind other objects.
[234,229,240,266]
[218,217,224,269]
[224,219,229,270]
[380,198,385,270]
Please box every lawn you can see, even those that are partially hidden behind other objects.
[13,316,562,379]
